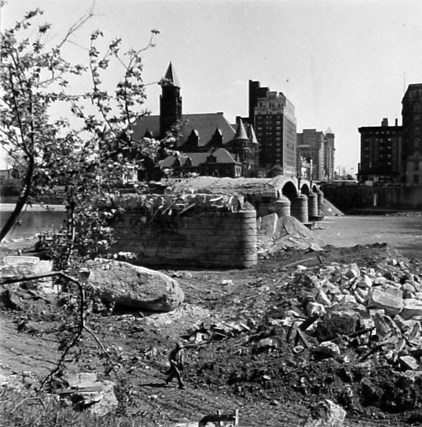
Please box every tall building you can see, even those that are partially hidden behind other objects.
[324,128,336,180]
[132,63,259,178]
[402,84,422,185]
[296,130,325,181]
[248,80,297,177]
[357,118,402,184]
[296,129,336,182]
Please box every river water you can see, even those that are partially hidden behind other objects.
[313,214,422,262]
[0,204,66,242]
[1,204,422,262]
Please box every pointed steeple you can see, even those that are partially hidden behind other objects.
[234,119,249,141]
[162,62,181,88]
[248,125,259,144]
[160,62,182,138]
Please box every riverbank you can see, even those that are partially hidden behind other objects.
[0,203,65,212]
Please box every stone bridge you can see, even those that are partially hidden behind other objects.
[165,176,323,224]
[111,176,324,269]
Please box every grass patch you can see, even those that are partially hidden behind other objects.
[0,388,164,427]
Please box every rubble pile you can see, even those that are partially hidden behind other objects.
[113,192,247,217]
[183,254,422,415]
[257,214,326,255]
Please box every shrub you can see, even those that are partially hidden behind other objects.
[0,179,22,196]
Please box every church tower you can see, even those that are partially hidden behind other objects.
[160,62,182,139]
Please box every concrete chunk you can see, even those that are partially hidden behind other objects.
[401,299,422,320]
[399,356,419,371]
[304,399,346,427]
[381,283,403,298]
[369,288,403,317]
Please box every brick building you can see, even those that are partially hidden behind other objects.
[248,80,297,177]
[296,128,336,182]
[402,84,422,185]
[357,118,402,184]
[132,63,259,179]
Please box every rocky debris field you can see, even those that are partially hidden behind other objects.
[2,238,422,425]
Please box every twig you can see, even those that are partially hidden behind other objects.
[1,271,119,388]
[12,396,46,413]
[83,324,121,380]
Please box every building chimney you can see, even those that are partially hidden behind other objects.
[381,118,388,127]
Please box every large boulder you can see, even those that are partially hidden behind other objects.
[84,259,184,312]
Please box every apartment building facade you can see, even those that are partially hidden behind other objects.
[402,84,422,185]
[248,80,297,177]
[296,129,336,181]
[357,118,402,184]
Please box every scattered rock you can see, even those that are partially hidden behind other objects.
[304,399,346,426]
[60,372,117,416]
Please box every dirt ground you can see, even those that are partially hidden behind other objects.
[2,237,422,426]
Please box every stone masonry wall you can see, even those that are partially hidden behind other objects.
[111,208,257,269]
[321,185,422,211]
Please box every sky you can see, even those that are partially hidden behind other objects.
[1,0,422,176]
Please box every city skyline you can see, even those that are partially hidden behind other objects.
[1,0,422,176]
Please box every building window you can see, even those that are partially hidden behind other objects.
[414,175,419,184]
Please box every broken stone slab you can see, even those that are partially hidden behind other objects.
[400,298,422,320]
[401,299,422,321]
[303,399,346,427]
[1,256,53,288]
[84,259,184,312]
[368,288,404,317]
[372,311,401,339]
[380,283,403,298]
[399,355,419,371]
[60,372,117,416]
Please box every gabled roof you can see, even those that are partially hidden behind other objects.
[159,148,240,168]
[132,113,236,148]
